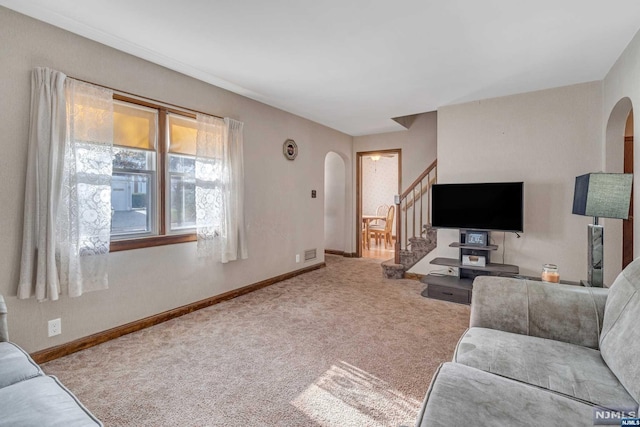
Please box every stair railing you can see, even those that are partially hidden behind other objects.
[394,160,437,264]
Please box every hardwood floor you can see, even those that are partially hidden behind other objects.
[362,237,395,260]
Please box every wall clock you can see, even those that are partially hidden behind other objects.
[283,139,298,160]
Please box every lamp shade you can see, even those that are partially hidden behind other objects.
[572,173,633,219]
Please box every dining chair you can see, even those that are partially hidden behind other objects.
[372,204,389,227]
[369,205,395,248]
[362,224,368,250]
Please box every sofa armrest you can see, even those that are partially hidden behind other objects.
[0,295,7,342]
[470,276,608,349]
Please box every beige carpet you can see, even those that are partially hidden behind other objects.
[43,255,470,427]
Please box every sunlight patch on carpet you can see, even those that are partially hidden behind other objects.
[291,361,420,426]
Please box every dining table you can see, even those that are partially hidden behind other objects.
[362,214,386,249]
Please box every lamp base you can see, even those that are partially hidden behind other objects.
[587,224,604,287]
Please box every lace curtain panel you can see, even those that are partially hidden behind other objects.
[59,79,113,297]
[195,115,248,262]
[18,68,113,301]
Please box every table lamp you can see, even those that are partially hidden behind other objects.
[572,173,633,287]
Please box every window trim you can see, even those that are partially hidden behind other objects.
[110,94,199,252]
[110,234,197,252]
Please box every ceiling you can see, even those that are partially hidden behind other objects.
[3,1,640,136]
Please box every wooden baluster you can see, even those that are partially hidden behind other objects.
[413,188,417,239]
[404,199,408,248]
[425,174,431,229]
[420,180,423,235]
[395,200,401,264]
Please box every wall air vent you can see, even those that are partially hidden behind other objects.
[304,249,317,261]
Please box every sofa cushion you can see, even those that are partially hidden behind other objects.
[454,327,636,409]
[470,278,605,349]
[0,375,102,426]
[0,341,43,389]
[416,362,595,427]
[600,256,640,404]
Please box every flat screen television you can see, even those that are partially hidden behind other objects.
[431,182,524,232]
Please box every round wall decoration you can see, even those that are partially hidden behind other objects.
[283,139,298,160]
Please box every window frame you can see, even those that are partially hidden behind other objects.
[167,153,197,232]
[109,94,198,252]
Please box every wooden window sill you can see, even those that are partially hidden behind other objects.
[110,234,196,252]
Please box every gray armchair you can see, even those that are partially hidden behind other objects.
[416,258,640,426]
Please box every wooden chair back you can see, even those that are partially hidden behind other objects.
[384,205,395,233]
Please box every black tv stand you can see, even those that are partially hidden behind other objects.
[422,230,518,304]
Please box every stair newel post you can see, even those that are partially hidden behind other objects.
[394,194,401,264]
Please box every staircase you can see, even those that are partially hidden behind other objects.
[382,160,438,279]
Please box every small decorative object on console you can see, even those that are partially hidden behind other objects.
[462,255,486,267]
[541,263,560,283]
[466,230,488,246]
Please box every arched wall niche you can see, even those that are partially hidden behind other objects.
[603,97,633,285]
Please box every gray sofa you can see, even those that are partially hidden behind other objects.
[416,257,640,426]
[0,295,102,426]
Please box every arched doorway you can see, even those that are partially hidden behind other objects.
[324,152,347,254]
[604,97,634,284]
[623,110,634,268]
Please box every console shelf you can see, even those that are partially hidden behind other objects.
[449,242,499,250]
[423,230,519,305]
[430,257,519,274]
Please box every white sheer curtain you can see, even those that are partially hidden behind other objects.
[18,68,67,301]
[223,118,248,262]
[18,69,113,301]
[195,115,248,262]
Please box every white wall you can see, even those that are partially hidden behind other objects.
[0,7,353,352]
[604,27,640,285]
[362,155,398,226]
[324,152,346,251]
[354,112,437,191]
[414,82,603,281]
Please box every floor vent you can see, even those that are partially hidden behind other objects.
[304,249,317,261]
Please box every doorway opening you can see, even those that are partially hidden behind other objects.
[605,97,634,284]
[356,149,401,259]
[623,109,633,269]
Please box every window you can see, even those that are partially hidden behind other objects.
[21,67,247,301]
[109,96,199,251]
[167,114,197,231]
[111,101,157,237]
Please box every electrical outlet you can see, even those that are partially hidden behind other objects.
[296,254,300,263]
[48,318,61,337]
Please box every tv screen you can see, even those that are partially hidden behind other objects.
[431,182,524,232]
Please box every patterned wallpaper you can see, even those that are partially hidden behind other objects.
[362,155,398,231]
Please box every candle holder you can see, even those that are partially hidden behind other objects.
[541,264,560,283]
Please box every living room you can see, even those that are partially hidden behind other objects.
[1,2,640,426]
